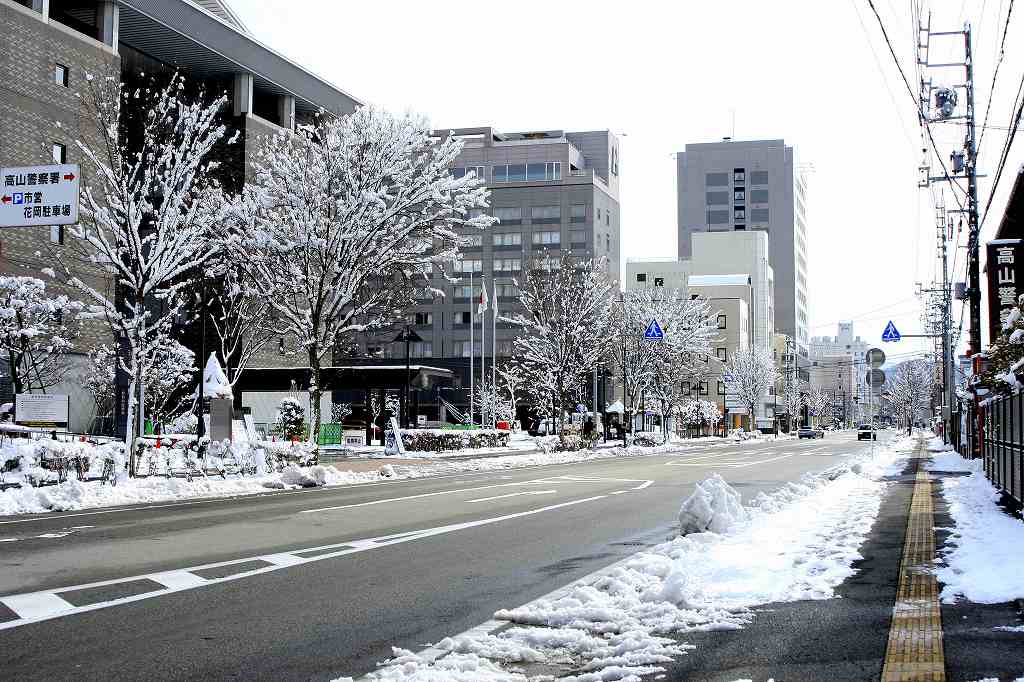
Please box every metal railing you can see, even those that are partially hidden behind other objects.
[954,393,1023,505]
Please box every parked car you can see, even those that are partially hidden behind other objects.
[857,424,878,441]
[798,426,824,439]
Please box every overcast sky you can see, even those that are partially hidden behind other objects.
[233,0,1023,363]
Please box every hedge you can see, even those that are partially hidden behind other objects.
[400,429,510,453]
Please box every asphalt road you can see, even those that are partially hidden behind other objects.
[0,431,885,680]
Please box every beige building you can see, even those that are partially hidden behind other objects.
[626,230,774,430]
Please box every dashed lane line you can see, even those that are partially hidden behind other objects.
[467,490,557,503]
[0,494,611,631]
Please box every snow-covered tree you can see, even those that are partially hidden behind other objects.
[142,334,196,427]
[82,343,116,421]
[886,359,934,432]
[276,397,305,440]
[206,264,275,391]
[723,348,779,428]
[977,293,1024,395]
[504,254,616,434]
[472,380,516,426]
[781,380,807,430]
[493,360,526,427]
[57,72,230,468]
[232,107,494,447]
[676,398,721,435]
[807,387,834,426]
[0,276,84,396]
[612,287,719,419]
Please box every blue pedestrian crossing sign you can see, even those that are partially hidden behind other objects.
[643,319,665,340]
[882,320,901,342]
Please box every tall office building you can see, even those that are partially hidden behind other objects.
[676,138,810,356]
[367,127,621,389]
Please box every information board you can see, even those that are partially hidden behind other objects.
[1,164,80,227]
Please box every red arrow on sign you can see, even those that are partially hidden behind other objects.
[63,173,76,181]
[1,195,10,204]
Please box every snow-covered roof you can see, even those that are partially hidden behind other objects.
[688,274,751,287]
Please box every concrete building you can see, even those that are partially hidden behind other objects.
[808,353,858,427]
[0,0,360,430]
[626,230,774,429]
[809,322,870,424]
[676,138,810,356]
[360,126,621,411]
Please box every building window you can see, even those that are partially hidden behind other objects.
[750,170,769,185]
[699,381,709,395]
[531,205,561,223]
[707,209,730,225]
[733,188,745,202]
[462,234,483,248]
[734,207,746,220]
[568,229,588,245]
[495,283,519,298]
[570,203,587,222]
[50,225,64,245]
[492,163,527,183]
[459,311,471,325]
[54,63,69,87]
[452,340,482,357]
[452,166,485,180]
[596,208,601,221]
[636,273,647,283]
[525,162,561,181]
[717,381,726,395]
[52,143,67,164]
[735,224,746,230]
[750,189,769,203]
[497,340,514,356]
[605,211,610,226]
[654,277,665,287]
[605,234,610,251]
[706,172,729,186]
[733,168,745,183]
[532,230,560,245]
[751,208,769,223]
[454,285,475,299]
[717,314,727,329]
[716,347,727,362]
[706,191,729,206]
[492,232,522,246]
[413,312,433,325]
[456,258,482,273]
[493,257,522,272]
[493,207,522,224]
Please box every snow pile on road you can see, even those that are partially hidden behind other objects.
[678,473,747,534]
[927,451,1024,604]
[347,441,910,681]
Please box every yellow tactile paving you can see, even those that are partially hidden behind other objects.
[881,442,946,682]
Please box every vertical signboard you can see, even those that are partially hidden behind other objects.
[986,239,1024,346]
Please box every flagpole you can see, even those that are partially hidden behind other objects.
[492,279,497,429]
[469,268,474,426]
[480,274,486,428]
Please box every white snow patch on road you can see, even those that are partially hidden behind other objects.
[927,451,1024,604]
[342,439,911,681]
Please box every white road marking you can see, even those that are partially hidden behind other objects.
[467,490,557,503]
[0,494,608,631]
[299,479,553,514]
[0,538,17,542]
[730,454,794,468]
[2,592,71,620]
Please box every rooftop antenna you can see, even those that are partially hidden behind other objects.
[731,108,736,139]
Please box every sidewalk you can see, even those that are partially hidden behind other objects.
[653,435,1024,682]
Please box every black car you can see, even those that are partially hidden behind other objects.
[857,424,877,441]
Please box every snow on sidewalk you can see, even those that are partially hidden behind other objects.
[926,444,1024,604]
[335,436,915,682]
[0,440,695,517]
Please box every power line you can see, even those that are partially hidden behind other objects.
[977,0,1015,151]
[979,66,1024,227]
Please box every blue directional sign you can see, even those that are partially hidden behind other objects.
[882,320,901,342]
[643,319,665,340]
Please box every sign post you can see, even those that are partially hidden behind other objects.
[14,394,69,429]
[0,164,80,227]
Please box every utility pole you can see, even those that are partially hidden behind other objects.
[917,15,980,442]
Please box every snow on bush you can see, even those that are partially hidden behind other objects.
[276,398,305,440]
[927,451,1024,604]
[400,429,510,453]
[678,473,748,535]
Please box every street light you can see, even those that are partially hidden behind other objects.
[392,325,423,429]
